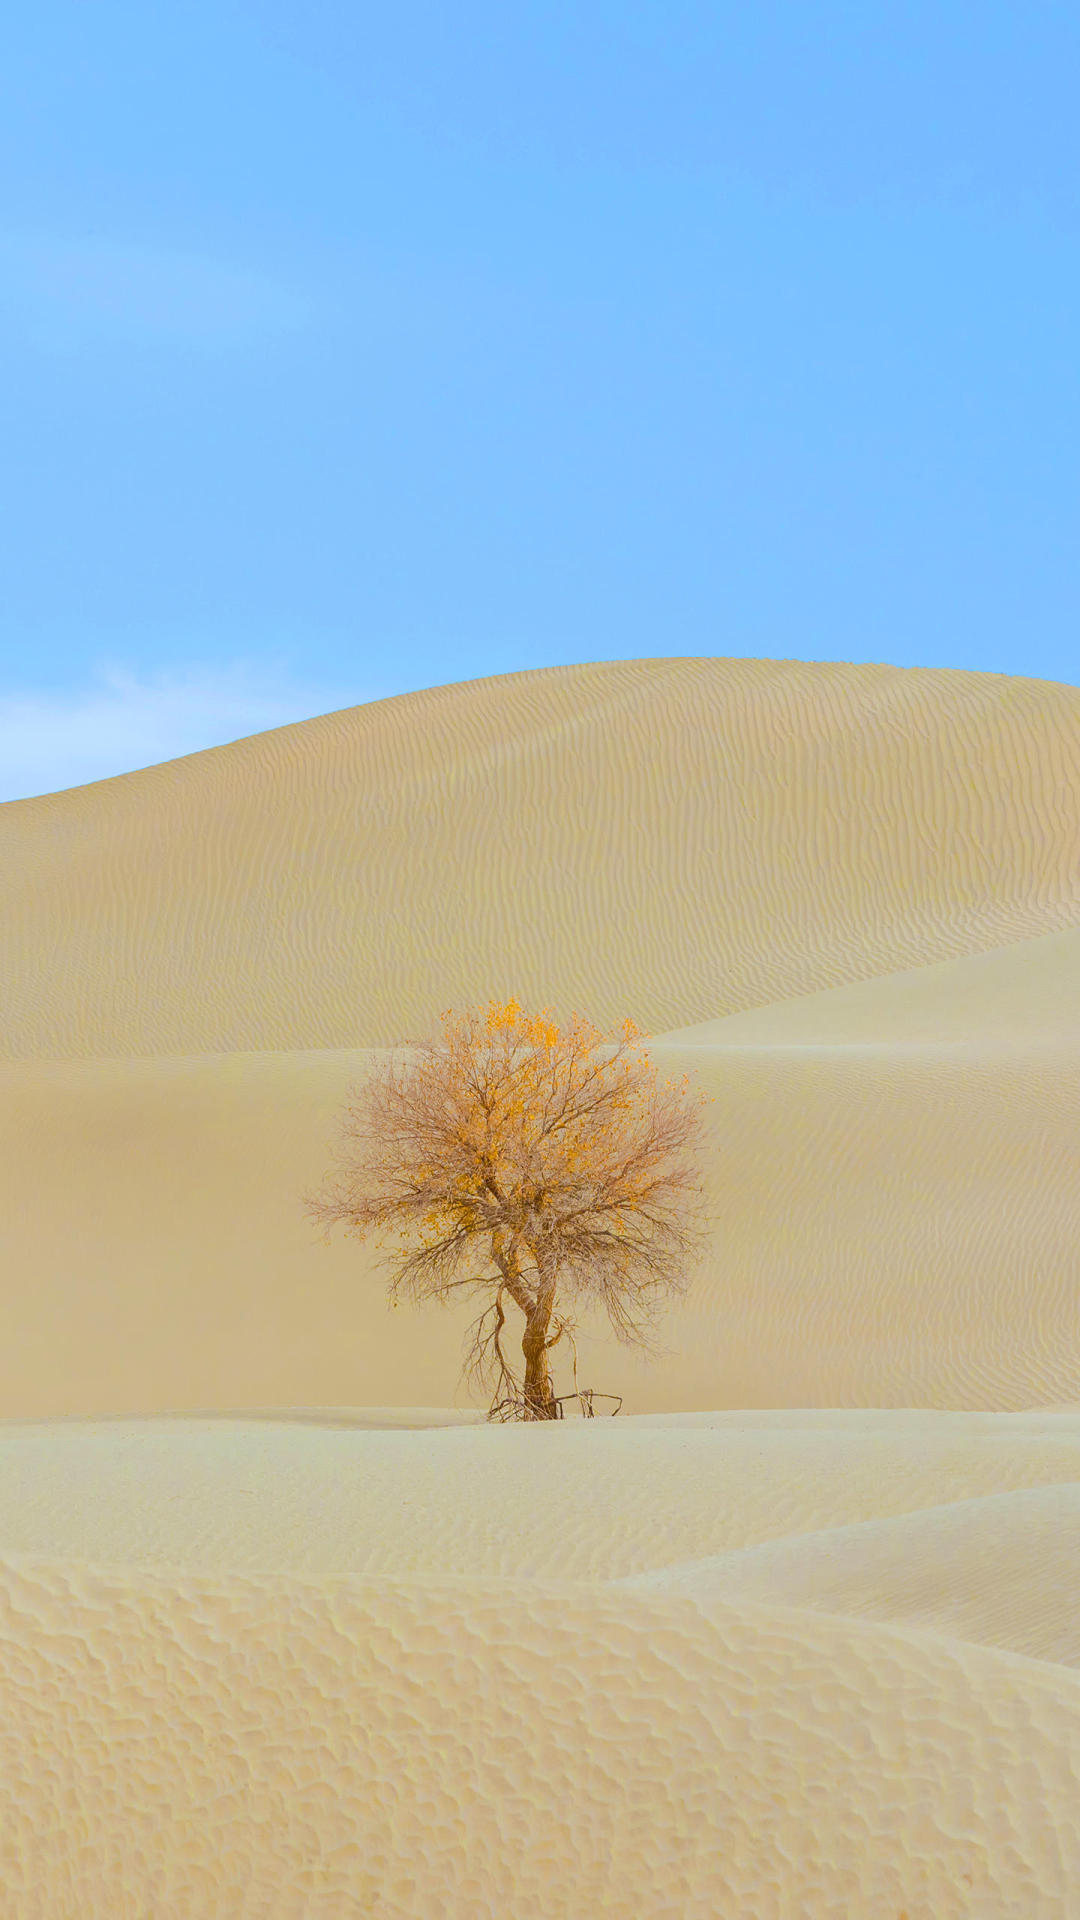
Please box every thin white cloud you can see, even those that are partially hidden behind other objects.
[0,662,355,802]
[0,233,312,349]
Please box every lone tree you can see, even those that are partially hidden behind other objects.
[307,999,713,1420]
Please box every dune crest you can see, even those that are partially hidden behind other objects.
[4,656,1079,1061]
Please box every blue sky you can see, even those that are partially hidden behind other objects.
[1,2,1077,799]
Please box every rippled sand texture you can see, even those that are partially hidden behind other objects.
[5,655,1080,1060]
[3,657,1080,1915]
[2,657,1080,1418]
[3,1412,1080,1918]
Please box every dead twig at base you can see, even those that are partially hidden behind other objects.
[487,1388,623,1423]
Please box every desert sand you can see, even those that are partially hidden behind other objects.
[2,656,1079,1915]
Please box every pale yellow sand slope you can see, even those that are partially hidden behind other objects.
[4,659,1080,1913]
[657,920,1080,1050]
[2,1412,1080,1579]
[622,1484,1080,1666]
[3,657,1080,1417]
[2,1413,1080,1917]
[4,977,1079,1413]
[4,656,1080,1061]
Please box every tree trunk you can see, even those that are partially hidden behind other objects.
[521,1321,558,1417]
[521,1246,559,1419]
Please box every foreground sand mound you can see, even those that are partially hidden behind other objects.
[7,1411,1080,1576]
[7,1558,1078,1919]
[2,1413,1079,1918]
[622,1484,1080,1666]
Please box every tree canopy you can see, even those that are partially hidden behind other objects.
[308,998,713,1418]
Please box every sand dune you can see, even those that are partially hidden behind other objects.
[9,1548,1080,1918]
[4,1011,1079,1415]
[2,1413,1080,1916]
[657,920,1080,1050]
[4,657,1080,1061]
[4,656,1080,1913]
[623,1481,1080,1665]
[2,1411,1080,1579]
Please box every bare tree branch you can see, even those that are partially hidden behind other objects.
[306,999,713,1419]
